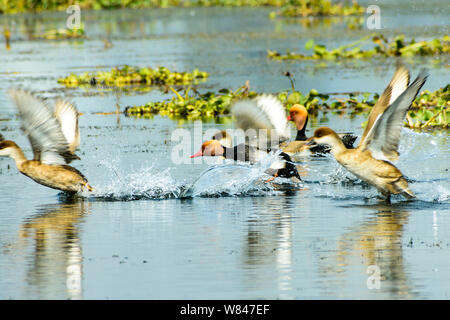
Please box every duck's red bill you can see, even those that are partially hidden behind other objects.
[287,115,292,121]
[190,150,203,158]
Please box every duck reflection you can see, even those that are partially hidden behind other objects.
[19,197,90,299]
[318,204,415,298]
[242,192,300,298]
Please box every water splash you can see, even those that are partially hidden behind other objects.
[303,130,450,204]
[181,152,302,197]
[78,153,300,200]
[181,163,274,198]
[81,161,184,201]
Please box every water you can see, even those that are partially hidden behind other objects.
[0,1,449,299]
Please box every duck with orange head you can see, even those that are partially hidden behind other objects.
[191,95,301,182]
[282,104,357,157]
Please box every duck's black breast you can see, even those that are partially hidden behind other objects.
[222,145,301,181]
[223,143,253,162]
[275,152,302,180]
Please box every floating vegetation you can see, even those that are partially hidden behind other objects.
[1,0,361,14]
[268,34,450,60]
[34,27,86,40]
[57,66,209,87]
[125,84,256,120]
[271,15,364,32]
[407,85,449,129]
[273,0,364,18]
[125,83,449,129]
[277,88,378,117]
[279,85,449,129]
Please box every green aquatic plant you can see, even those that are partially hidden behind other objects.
[406,85,449,129]
[278,88,378,117]
[34,27,86,40]
[58,66,209,87]
[271,15,364,31]
[1,0,360,13]
[124,84,257,120]
[124,82,448,129]
[268,34,450,60]
[274,0,364,18]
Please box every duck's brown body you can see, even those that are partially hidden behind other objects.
[1,89,92,195]
[281,133,357,154]
[308,64,428,201]
[332,145,413,198]
[18,160,91,193]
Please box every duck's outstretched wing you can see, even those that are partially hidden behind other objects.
[54,99,80,153]
[360,69,428,162]
[359,62,410,147]
[8,89,79,165]
[232,94,290,149]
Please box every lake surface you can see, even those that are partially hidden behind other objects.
[0,1,449,299]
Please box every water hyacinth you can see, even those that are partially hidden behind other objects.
[273,15,365,30]
[57,66,209,87]
[268,34,450,60]
[278,88,378,118]
[280,86,449,129]
[125,84,449,129]
[274,0,364,18]
[124,85,257,120]
[34,27,86,40]
[1,0,361,13]
[406,85,449,129]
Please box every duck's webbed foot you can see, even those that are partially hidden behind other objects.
[378,192,391,204]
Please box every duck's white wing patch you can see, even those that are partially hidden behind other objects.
[361,69,428,162]
[232,94,289,149]
[8,89,78,165]
[359,63,410,147]
[54,99,80,153]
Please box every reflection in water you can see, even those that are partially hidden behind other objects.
[242,191,300,299]
[318,205,415,298]
[19,198,90,299]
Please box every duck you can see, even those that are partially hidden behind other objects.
[211,130,233,148]
[281,104,357,156]
[306,64,428,202]
[191,95,301,182]
[0,89,92,194]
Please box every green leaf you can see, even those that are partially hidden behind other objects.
[305,39,315,51]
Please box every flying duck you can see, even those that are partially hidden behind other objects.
[306,64,428,202]
[0,89,92,194]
